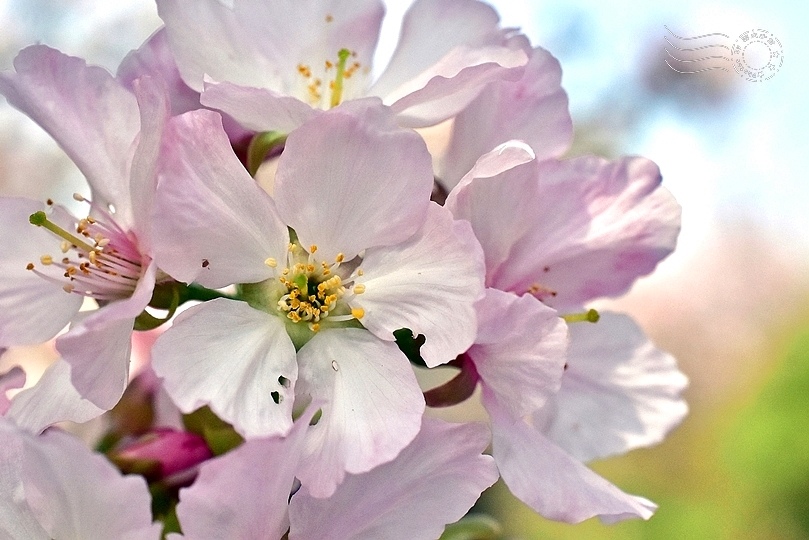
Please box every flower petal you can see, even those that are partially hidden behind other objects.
[128,76,170,250]
[295,328,425,497]
[117,28,201,117]
[356,203,485,367]
[152,299,297,438]
[55,261,156,410]
[489,402,656,524]
[158,0,384,94]
[444,146,541,283]
[0,45,140,226]
[274,100,432,261]
[174,406,318,540]
[448,155,680,310]
[541,312,688,462]
[201,82,318,133]
[373,0,501,94]
[0,198,83,347]
[289,418,498,540]
[438,47,572,189]
[470,288,567,418]
[387,44,528,128]
[7,360,103,434]
[21,428,160,539]
[153,109,289,288]
[0,366,25,416]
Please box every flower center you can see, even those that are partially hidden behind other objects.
[265,242,365,334]
[295,48,367,108]
[26,195,143,301]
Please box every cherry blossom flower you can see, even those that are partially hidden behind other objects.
[150,100,485,497]
[156,0,528,133]
[437,140,686,523]
[0,45,170,409]
[0,365,159,539]
[172,407,498,540]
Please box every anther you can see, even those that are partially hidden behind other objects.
[40,255,53,265]
[351,307,365,320]
[72,193,86,202]
[265,257,277,268]
[352,284,365,294]
[26,263,34,271]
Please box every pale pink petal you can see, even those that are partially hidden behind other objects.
[153,109,289,288]
[387,45,528,128]
[371,0,506,98]
[542,313,688,462]
[290,418,497,540]
[295,329,425,497]
[56,261,156,410]
[22,429,160,539]
[274,101,432,261]
[0,198,83,347]
[7,360,103,434]
[152,299,297,438]
[0,366,25,416]
[444,146,541,284]
[356,204,484,367]
[0,421,50,539]
[438,47,572,189]
[488,156,681,310]
[470,288,567,418]
[201,82,318,133]
[128,76,170,250]
[489,402,656,524]
[158,0,384,95]
[175,406,317,540]
[118,28,201,117]
[0,45,140,226]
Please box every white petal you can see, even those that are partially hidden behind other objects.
[470,288,567,418]
[7,360,103,434]
[175,406,318,540]
[21,429,160,539]
[289,418,498,540]
[357,203,485,367]
[0,45,140,226]
[152,299,297,438]
[489,403,656,524]
[158,0,384,94]
[0,421,50,539]
[56,261,156,410]
[295,329,425,497]
[274,100,432,261]
[0,198,83,347]
[543,312,688,462]
[0,366,25,416]
[201,82,318,133]
[438,47,572,189]
[153,109,289,288]
[127,75,170,250]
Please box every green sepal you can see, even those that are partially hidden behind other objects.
[394,327,427,367]
[439,515,503,540]
[134,282,181,331]
[247,131,287,177]
[182,406,244,456]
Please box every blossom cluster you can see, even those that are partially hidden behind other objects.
[0,0,688,538]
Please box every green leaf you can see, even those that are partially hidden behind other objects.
[394,327,427,367]
[440,515,503,540]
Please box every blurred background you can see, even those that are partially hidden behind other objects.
[1,0,807,538]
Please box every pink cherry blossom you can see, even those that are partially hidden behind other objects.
[156,0,528,132]
[151,101,485,497]
[0,45,171,409]
[439,142,685,522]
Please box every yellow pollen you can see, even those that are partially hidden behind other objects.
[60,241,71,253]
[40,255,53,265]
[335,253,345,263]
[309,244,318,253]
[310,322,321,332]
[357,268,364,276]
[351,307,365,319]
[353,284,365,294]
[265,257,277,268]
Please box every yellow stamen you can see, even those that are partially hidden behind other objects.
[351,307,365,320]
